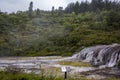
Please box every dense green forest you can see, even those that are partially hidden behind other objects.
[0,0,120,56]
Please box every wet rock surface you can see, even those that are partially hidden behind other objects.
[0,57,94,74]
[0,56,120,79]
[73,44,120,67]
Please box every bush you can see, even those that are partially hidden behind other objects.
[117,60,120,69]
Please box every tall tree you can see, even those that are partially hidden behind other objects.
[58,6,63,16]
[65,0,120,14]
[79,1,89,13]
[65,3,75,13]
[36,8,40,16]
[52,6,55,15]
[74,1,80,15]
[28,1,33,18]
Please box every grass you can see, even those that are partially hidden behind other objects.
[58,61,92,67]
[0,71,119,80]
[0,69,120,80]
[41,56,63,60]
[41,66,61,76]
[0,71,92,80]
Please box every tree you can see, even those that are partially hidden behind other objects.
[52,6,55,12]
[106,10,120,30]
[91,0,98,11]
[65,3,75,13]
[51,6,54,15]
[74,1,80,15]
[28,1,33,18]
[79,1,89,13]
[36,8,40,16]
[58,6,63,16]
[0,9,2,14]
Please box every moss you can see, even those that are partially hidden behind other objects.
[58,61,91,67]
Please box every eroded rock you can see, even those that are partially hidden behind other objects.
[73,44,120,67]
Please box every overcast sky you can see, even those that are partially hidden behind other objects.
[0,0,91,13]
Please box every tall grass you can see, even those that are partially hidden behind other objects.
[0,71,93,80]
[0,71,120,80]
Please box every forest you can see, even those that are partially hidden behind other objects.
[0,0,120,56]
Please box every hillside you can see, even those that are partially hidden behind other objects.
[0,0,120,56]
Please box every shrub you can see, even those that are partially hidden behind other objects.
[117,60,120,69]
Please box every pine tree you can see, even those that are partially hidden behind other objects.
[52,6,55,15]
[36,8,40,16]
[74,1,80,15]
[58,6,63,16]
[29,1,33,18]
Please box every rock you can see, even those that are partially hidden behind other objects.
[73,44,120,67]
[86,74,106,80]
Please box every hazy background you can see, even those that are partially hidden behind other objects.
[0,0,90,13]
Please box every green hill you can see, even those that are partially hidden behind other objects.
[0,0,120,56]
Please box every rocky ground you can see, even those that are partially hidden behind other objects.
[0,56,120,80]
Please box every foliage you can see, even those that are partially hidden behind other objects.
[106,10,120,30]
[65,0,120,14]
[0,1,120,56]
[0,71,119,80]
[117,60,120,69]
[28,1,33,18]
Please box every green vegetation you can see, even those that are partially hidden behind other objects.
[117,60,120,69]
[0,71,91,80]
[58,61,91,67]
[0,0,120,56]
[0,71,120,80]
[28,1,33,18]
[0,71,57,80]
